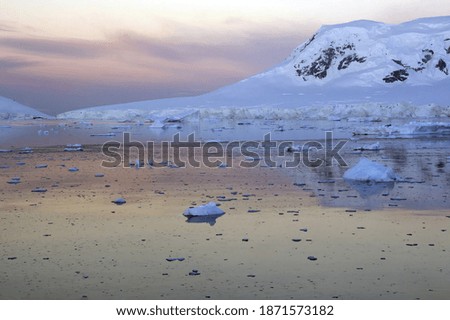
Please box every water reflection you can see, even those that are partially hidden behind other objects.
[290,138,449,210]
[345,180,395,198]
[185,213,225,226]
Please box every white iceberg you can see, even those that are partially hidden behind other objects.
[343,158,398,182]
[64,144,84,152]
[354,142,382,151]
[148,118,167,129]
[183,202,225,217]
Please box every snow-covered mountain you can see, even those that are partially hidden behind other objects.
[288,18,449,86]
[0,96,51,120]
[58,16,450,121]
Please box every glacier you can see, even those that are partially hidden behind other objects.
[0,96,51,120]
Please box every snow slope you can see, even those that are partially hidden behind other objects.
[58,16,450,121]
[0,96,51,120]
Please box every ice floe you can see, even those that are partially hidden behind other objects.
[64,144,84,152]
[183,202,225,217]
[112,198,126,205]
[354,142,382,151]
[19,147,33,154]
[7,177,21,185]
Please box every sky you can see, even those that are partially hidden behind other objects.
[1,0,450,115]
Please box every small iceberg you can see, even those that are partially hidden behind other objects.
[19,147,33,154]
[343,158,398,182]
[149,119,166,129]
[166,257,185,262]
[7,177,21,185]
[90,133,116,137]
[354,142,382,151]
[183,202,225,225]
[64,144,83,152]
[112,197,126,205]
[183,202,225,217]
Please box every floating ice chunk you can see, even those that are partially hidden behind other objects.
[64,144,83,152]
[90,133,116,137]
[111,126,131,130]
[183,202,225,217]
[188,269,201,276]
[19,147,33,154]
[149,121,166,129]
[354,142,382,151]
[64,147,83,152]
[166,257,185,262]
[344,158,398,182]
[112,198,126,205]
[7,177,21,185]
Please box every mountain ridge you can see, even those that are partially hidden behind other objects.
[57,16,450,120]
